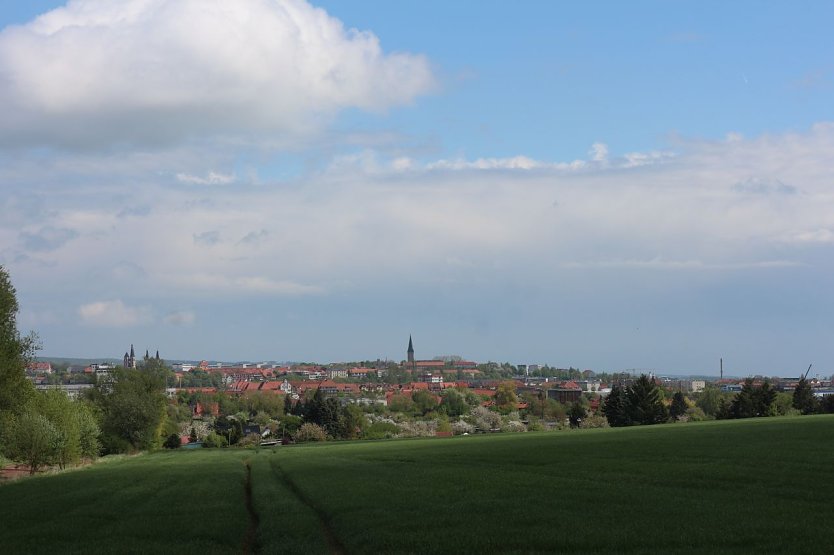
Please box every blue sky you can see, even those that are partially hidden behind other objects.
[1,1,833,376]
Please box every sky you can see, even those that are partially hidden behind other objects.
[1,1,833,376]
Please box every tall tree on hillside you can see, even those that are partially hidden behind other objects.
[792,377,818,415]
[602,384,630,427]
[0,266,36,419]
[97,367,167,453]
[625,375,668,425]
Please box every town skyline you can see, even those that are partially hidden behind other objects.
[2,1,833,373]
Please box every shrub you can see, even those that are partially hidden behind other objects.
[202,432,228,448]
[502,420,527,433]
[163,434,181,449]
[471,406,501,432]
[579,414,609,429]
[362,421,399,440]
[450,419,475,435]
[295,423,327,443]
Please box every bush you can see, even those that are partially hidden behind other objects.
[163,434,181,449]
[202,432,228,448]
[502,420,527,433]
[362,421,399,440]
[579,414,609,429]
[451,419,475,435]
[295,423,327,443]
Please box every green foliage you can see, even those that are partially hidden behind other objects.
[202,432,228,448]
[411,390,438,416]
[494,382,518,412]
[728,379,777,419]
[163,434,181,449]
[0,266,36,422]
[669,391,688,420]
[387,394,414,413]
[568,402,586,428]
[695,386,726,417]
[5,411,59,475]
[439,388,468,417]
[792,377,818,415]
[188,426,198,443]
[337,404,366,440]
[602,384,629,427]
[625,375,668,425]
[97,367,167,452]
[295,422,327,442]
[362,420,399,440]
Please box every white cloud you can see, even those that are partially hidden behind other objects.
[176,172,236,186]
[78,300,152,327]
[8,123,834,310]
[0,0,434,148]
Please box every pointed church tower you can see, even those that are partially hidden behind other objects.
[155,350,160,360]
[407,335,415,364]
[128,344,136,368]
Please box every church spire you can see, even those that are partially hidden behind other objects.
[407,335,414,364]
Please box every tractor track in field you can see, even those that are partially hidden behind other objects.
[242,461,261,554]
[270,460,347,555]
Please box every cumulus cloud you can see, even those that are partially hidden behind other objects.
[0,0,434,148]
[78,300,152,327]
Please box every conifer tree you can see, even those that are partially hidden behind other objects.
[625,375,668,425]
[669,391,688,420]
[792,377,818,415]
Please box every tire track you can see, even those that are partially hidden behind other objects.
[269,459,347,555]
[242,461,261,554]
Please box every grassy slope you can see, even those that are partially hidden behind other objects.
[2,416,834,554]
[0,450,251,554]
[276,416,834,554]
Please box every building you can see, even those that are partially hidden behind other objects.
[123,344,136,368]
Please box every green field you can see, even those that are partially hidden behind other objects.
[2,416,834,554]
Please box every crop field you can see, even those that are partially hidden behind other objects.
[2,416,834,554]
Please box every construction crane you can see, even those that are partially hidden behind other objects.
[802,364,813,380]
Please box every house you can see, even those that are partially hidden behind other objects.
[349,367,375,379]
[548,381,583,404]
[328,368,348,379]
[26,361,53,374]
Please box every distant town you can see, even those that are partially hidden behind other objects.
[27,336,834,410]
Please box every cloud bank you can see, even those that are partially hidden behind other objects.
[0,0,434,148]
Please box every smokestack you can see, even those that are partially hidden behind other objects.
[720,358,723,380]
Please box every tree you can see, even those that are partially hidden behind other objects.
[695,386,724,418]
[337,404,366,440]
[729,379,776,419]
[625,375,668,425]
[0,266,36,420]
[412,390,439,416]
[669,392,688,420]
[568,402,586,428]
[439,389,467,417]
[163,434,181,449]
[97,367,167,452]
[6,411,59,475]
[189,426,198,443]
[283,393,293,415]
[602,384,630,427]
[792,377,818,415]
[494,382,518,412]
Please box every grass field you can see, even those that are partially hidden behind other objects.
[2,416,834,554]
